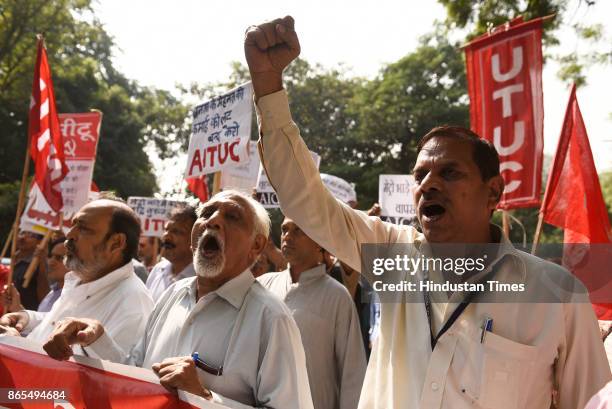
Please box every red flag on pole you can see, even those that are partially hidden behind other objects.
[186,175,209,202]
[540,84,612,318]
[29,36,68,212]
[464,16,549,209]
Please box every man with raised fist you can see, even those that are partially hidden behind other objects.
[245,16,610,409]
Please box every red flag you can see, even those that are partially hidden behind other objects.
[29,37,68,212]
[186,175,209,202]
[540,84,612,318]
[464,16,547,209]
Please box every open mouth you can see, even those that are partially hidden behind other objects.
[200,235,222,258]
[161,241,175,250]
[421,203,446,222]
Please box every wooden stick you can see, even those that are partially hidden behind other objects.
[8,139,32,288]
[502,210,511,238]
[212,172,222,195]
[1,226,14,260]
[22,230,52,288]
[531,213,545,255]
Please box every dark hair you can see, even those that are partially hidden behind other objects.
[417,126,500,181]
[169,204,197,227]
[48,237,66,257]
[107,205,142,265]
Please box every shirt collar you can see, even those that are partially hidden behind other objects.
[64,260,134,293]
[285,263,326,284]
[213,269,256,309]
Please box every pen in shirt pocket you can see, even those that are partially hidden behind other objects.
[480,316,493,344]
[191,352,224,376]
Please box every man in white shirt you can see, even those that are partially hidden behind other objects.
[41,190,314,409]
[146,205,197,302]
[0,198,154,360]
[244,16,611,409]
[259,217,366,409]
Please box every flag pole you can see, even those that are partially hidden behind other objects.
[531,212,544,254]
[212,172,222,195]
[1,226,15,260]
[7,141,32,288]
[22,229,52,288]
[502,210,511,238]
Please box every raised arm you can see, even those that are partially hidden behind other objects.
[245,17,415,274]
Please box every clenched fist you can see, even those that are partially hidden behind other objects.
[244,16,300,99]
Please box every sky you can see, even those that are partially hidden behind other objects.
[94,0,611,195]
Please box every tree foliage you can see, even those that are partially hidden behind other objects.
[437,0,611,87]
[0,0,189,241]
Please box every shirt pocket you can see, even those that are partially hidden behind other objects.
[478,331,538,409]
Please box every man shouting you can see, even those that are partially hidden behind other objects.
[244,16,610,409]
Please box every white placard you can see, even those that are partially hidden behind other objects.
[379,174,417,218]
[185,83,253,178]
[321,174,356,204]
[255,151,321,208]
[127,197,187,237]
[220,141,260,193]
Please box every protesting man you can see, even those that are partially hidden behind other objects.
[3,237,69,313]
[138,236,159,272]
[42,190,313,409]
[10,230,48,310]
[0,197,153,360]
[245,16,611,409]
[146,205,197,302]
[259,217,366,409]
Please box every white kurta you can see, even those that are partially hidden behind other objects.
[255,89,611,409]
[24,261,154,360]
[90,270,314,409]
[145,258,195,302]
[258,265,366,409]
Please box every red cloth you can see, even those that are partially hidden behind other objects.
[28,38,68,212]
[464,17,545,209]
[186,175,209,202]
[0,340,204,408]
[540,84,612,318]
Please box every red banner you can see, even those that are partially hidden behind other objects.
[464,17,546,209]
[59,112,102,160]
[0,337,224,408]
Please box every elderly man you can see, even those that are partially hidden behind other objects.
[41,190,313,409]
[146,205,197,301]
[245,16,611,409]
[259,217,366,409]
[0,198,154,360]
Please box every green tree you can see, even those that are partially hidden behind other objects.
[437,0,611,87]
[0,0,189,242]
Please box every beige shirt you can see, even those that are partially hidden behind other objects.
[24,261,154,360]
[258,265,367,409]
[90,270,314,409]
[255,89,611,409]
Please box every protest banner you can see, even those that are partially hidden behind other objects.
[127,197,187,237]
[464,16,549,209]
[58,113,102,214]
[255,151,321,209]
[379,174,417,225]
[18,113,102,233]
[0,336,225,409]
[185,83,253,178]
[220,141,260,194]
[320,174,356,205]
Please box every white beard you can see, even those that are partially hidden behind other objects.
[194,234,225,278]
